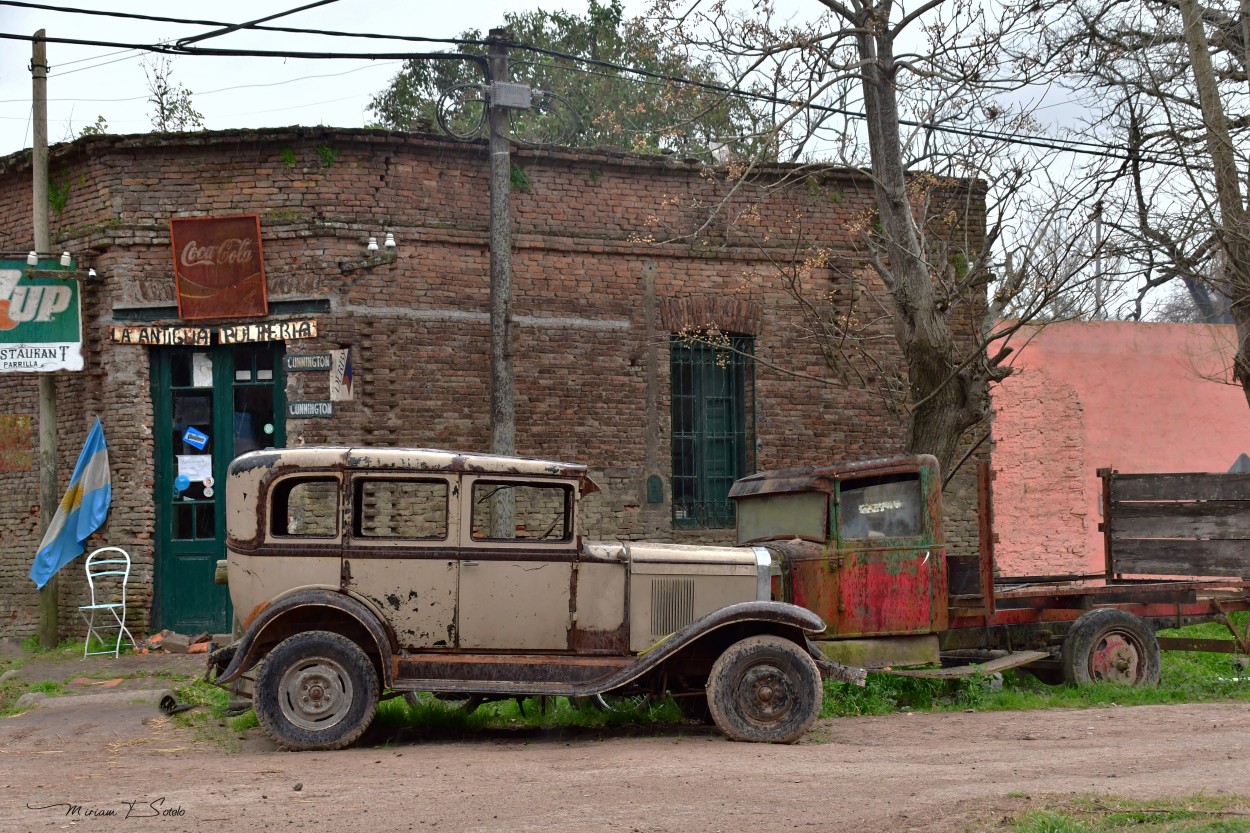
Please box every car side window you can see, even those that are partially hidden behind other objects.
[270,476,339,538]
[354,478,449,540]
[839,474,923,540]
[470,481,571,542]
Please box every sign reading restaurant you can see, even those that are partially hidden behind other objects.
[0,258,83,373]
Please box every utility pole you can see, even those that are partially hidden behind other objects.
[486,28,516,537]
[32,29,60,648]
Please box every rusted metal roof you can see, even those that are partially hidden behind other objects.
[729,454,938,498]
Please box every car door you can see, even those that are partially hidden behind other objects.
[456,476,576,651]
[343,473,460,651]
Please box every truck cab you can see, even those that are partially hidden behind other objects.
[731,455,950,668]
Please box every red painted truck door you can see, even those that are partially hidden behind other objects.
[832,472,948,635]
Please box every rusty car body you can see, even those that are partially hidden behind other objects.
[210,447,859,750]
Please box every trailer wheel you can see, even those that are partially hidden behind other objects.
[254,630,379,750]
[706,635,822,743]
[1061,609,1161,686]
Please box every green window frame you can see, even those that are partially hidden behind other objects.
[670,334,755,528]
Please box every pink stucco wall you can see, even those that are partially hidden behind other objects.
[991,321,1250,576]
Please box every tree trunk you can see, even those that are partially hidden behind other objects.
[1177,0,1250,409]
[856,13,982,474]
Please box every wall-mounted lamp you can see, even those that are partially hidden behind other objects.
[60,252,71,267]
[340,232,399,273]
[26,251,37,265]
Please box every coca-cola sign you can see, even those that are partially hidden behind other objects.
[170,215,267,319]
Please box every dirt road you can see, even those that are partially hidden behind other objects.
[3,698,1249,833]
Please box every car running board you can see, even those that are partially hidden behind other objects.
[882,649,1051,679]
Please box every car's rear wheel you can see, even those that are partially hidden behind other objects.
[706,635,822,743]
[254,630,378,750]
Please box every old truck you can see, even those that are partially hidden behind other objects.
[208,447,864,750]
[731,455,1250,684]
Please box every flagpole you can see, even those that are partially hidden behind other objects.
[33,30,60,648]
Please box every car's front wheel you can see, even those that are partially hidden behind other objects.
[706,635,822,743]
[254,630,379,750]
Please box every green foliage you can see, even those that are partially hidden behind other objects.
[77,115,108,137]
[48,177,70,214]
[367,0,755,158]
[279,147,298,168]
[510,163,532,192]
[315,144,338,168]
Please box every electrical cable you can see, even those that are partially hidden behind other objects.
[175,0,343,47]
[0,2,481,47]
[0,27,1212,167]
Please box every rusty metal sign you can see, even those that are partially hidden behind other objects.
[170,215,268,320]
[0,414,32,471]
[219,319,317,344]
[111,325,212,346]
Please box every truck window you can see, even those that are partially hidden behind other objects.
[471,482,571,542]
[736,491,829,544]
[839,474,923,540]
[354,479,448,540]
[270,476,339,538]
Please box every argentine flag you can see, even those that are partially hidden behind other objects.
[30,418,111,589]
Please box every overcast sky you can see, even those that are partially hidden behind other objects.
[0,1,643,157]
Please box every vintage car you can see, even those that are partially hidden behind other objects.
[208,447,860,750]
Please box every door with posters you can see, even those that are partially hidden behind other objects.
[152,345,285,633]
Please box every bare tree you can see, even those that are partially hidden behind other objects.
[1021,0,1248,330]
[643,0,1095,473]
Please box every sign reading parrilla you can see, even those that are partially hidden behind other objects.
[287,401,333,418]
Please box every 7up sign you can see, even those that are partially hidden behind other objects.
[0,258,83,373]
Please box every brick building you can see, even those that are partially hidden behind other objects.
[0,126,985,638]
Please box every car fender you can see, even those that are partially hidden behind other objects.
[587,600,861,693]
[209,589,395,687]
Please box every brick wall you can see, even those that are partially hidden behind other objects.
[0,127,987,637]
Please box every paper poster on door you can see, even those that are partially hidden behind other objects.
[177,454,212,482]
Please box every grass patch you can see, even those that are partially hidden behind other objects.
[1010,794,1250,832]
[376,693,688,737]
[822,614,1250,718]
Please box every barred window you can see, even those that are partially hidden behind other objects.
[670,334,754,528]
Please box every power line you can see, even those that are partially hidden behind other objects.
[0,26,1199,168]
[0,2,481,47]
[175,0,344,48]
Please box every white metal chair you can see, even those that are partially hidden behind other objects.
[80,547,136,658]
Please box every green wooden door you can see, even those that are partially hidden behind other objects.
[152,345,285,633]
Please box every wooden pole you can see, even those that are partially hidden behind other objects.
[32,30,60,648]
[487,29,515,537]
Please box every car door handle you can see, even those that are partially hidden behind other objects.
[462,560,479,567]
